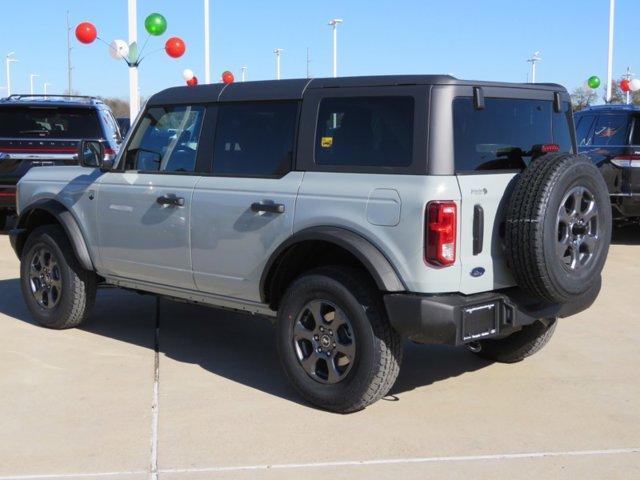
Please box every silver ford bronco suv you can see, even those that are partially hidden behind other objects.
[9,76,611,413]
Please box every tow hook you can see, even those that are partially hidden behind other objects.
[467,341,482,353]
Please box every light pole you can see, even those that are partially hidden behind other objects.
[29,74,39,95]
[328,19,343,77]
[128,0,140,120]
[606,0,615,102]
[527,51,541,83]
[44,83,52,98]
[274,48,283,80]
[5,52,17,97]
[204,0,211,83]
[241,66,247,82]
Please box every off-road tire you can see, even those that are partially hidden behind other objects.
[277,266,402,413]
[20,225,97,329]
[505,153,611,303]
[473,319,557,363]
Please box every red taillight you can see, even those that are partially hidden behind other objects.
[540,143,560,153]
[425,201,457,267]
[103,147,116,162]
[0,192,15,198]
[611,154,640,167]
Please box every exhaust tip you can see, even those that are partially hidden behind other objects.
[466,341,482,353]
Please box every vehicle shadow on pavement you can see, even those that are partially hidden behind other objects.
[612,224,640,245]
[0,278,491,409]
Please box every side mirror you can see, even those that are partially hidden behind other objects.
[79,140,104,168]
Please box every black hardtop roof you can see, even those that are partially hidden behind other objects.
[147,75,567,106]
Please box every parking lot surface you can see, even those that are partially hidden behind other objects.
[0,231,639,480]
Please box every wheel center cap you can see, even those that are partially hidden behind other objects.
[320,335,331,348]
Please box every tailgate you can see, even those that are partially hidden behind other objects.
[456,173,517,294]
[0,139,79,185]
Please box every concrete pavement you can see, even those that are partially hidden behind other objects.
[0,229,639,479]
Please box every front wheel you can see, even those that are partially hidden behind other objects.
[20,225,97,329]
[471,319,557,363]
[277,266,402,413]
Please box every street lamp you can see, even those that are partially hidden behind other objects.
[274,48,283,80]
[44,82,52,98]
[606,0,615,102]
[5,52,17,97]
[527,51,541,83]
[241,66,247,82]
[328,19,343,78]
[127,0,140,120]
[29,73,39,95]
[204,0,211,83]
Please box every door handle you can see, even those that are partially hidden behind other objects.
[251,202,285,214]
[157,195,185,207]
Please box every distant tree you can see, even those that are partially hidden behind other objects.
[571,86,598,112]
[98,97,130,117]
[603,80,625,105]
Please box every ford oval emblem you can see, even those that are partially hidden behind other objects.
[471,267,485,278]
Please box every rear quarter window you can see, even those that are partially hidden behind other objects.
[453,97,574,172]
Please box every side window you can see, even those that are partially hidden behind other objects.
[101,110,121,144]
[315,96,414,167]
[575,115,595,146]
[125,105,205,173]
[591,114,630,146]
[211,102,298,177]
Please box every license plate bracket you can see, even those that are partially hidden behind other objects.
[461,302,499,341]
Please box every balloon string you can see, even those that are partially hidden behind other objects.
[138,33,151,58]
[138,47,164,64]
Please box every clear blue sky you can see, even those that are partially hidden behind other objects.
[2,0,639,100]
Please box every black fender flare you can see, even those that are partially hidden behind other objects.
[260,226,406,303]
[15,200,94,271]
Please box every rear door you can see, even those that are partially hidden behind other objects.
[96,104,206,289]
[190,101,302,302]
[451,89,575,294]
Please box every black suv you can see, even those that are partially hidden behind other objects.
[574,104,640,222]
[0,95,122,229]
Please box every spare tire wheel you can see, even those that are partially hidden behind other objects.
[505,153,611,304]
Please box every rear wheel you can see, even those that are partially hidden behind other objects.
[472,319,557,363]
[277,266,402,413]
[20,225,96,329]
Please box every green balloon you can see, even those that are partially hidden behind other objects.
[145,13,167,36]
[587,76,601,89]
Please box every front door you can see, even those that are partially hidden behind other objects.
[190,100,302,302]
[96,104,207,289]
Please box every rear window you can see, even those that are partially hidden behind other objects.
[0,107,101,139]
[453,97,574,172]
[315,96,414,168]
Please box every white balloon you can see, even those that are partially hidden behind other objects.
[182,69,195,81]
[630,78,640,92]
[109,39,129,60]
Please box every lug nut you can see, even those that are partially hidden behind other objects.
[332,343,336,347]
[329,330,333,336]
[319,326,325,332]
[313,335,319,341]
[316,347,322,353]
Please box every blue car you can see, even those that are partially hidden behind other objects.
[574,104,640,222]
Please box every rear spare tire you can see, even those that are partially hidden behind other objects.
[505,153,611,304]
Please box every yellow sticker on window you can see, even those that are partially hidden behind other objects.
[321,136,333,148]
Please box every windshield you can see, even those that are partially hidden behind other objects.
[0,106,102,139]
[453,97,574,172]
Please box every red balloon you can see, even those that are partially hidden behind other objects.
[165,37,186,58]
[75,22,97,44]
[222,71,234,84]
[186,76,198,87]
[620,79,631,92]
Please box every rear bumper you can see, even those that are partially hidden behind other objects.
[384,279,601,345]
